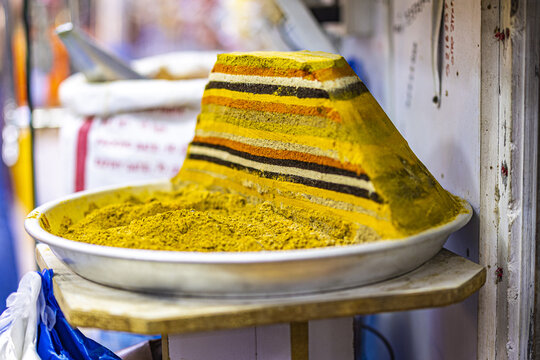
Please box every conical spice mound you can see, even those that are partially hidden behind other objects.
[173,51,464,240]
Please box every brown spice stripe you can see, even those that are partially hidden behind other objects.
[187,153,383,203]
[192,135,367,176]
[190,141,370,181]
[201,96,342,122]
[212,63,357,82]
[205,81,330,99]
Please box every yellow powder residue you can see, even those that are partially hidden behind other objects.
[331,95,464,233]
[55,184,379,252]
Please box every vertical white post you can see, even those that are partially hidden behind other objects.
[478,0,539,358]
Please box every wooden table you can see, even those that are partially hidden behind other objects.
[36,244,485,359]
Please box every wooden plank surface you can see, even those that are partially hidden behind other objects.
[36,244,485,335]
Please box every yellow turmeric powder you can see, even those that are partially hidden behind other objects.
[55,184,379,252]
[54,51,464,252]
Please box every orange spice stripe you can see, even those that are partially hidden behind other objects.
[192,135,367,176]
[211,63,357,82]
[201,96,342,123]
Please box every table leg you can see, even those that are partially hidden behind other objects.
[162,333,169,360]
[290,322,309,360]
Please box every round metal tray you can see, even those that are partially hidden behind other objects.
[25,179,472,297]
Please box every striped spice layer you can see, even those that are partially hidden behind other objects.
[179,160,388,218]
[187,142,382,203]
[206,81,330,99]
[178,166,396,236]
[191,135,364,175]
[194,129,341,159]
[205,81,367,101]
[208,72,361,90]
[201,95,343,122]
[206,72,368,101]
[174,51,464,239]
[211,60,357,81]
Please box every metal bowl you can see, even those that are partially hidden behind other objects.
[25,179,472,297]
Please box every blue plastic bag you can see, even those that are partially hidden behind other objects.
[37,270,120,360]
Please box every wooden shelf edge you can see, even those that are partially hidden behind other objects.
[36,244,486,335]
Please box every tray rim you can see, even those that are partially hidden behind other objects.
[25,179,473,264]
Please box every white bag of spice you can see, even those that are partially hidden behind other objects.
[58,51,217,193]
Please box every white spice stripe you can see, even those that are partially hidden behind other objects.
[208,72,361,92]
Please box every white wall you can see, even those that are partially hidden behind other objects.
[343,0,481,358]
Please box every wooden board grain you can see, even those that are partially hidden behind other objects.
[36,244,485,335]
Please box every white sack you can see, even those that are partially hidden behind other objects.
[59,51,217,117]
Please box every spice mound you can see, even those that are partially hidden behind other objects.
[175,50,464,240]
[55,50,466,252]
[55,184,379,252]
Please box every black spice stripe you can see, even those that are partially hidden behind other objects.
[190,141,370,181]
[329,81,369,100]
[187,153,383,204]
[206,80,369,100]
[206,81,330,99]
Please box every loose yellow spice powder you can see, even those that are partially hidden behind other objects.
[52,51,464,252]
[55,184,379,252]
